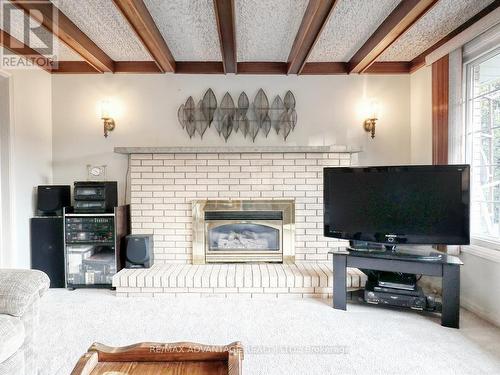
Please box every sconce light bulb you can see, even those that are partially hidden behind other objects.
[100,100,116,137]
[101,100,111,120]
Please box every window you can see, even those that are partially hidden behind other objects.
[465,48,500,244]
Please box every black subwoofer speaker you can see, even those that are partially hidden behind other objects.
[37,185,71,216]
[123,235,153,268]
[30,217,65,288]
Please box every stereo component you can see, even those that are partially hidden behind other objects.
[74,181,117,213]
[65,217,114,243]
[30,217,65,288]
[64,206,130,289]
[364,280,427,310]
[37,185,71,216]
[123,235,154,269]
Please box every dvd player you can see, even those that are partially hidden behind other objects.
[377,271,417,291]
[364,280,427,310]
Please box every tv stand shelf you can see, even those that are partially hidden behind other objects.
[329,249,463,328]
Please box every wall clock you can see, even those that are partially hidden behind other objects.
[87,165,107,181]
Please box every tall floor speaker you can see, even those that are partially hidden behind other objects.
[30,217,65,288]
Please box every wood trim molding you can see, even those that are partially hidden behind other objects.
[410,0,500,73]
[432,55,449,165]
[237,62,288,74]
[48,61,414,75]
[10,0,114,73]
[213,0,237,74]
[287,0,337,75]
[52,61,161,74]
[301,62,347,74]
[348,0,438,73]
[363,62,410,74]
[0,29,52,72]
[112,0,175,73]
[52,61,99,73]
[114,61,161,73]
[175,61,224,74]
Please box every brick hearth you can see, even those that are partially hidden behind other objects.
[113,263,367,298]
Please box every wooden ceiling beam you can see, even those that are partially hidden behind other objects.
[213,0,237,74]
[112,0,175,73]
[114,61,161,73]
[300,62,411,74]
[52,61,99,74]
[175,62,225,74]
[287,0,337,75]
[348,0,438,74]
[410,0,500,73]
[301,62,347,74]
[363,62,410,74]
[10,0,114,73]
[237,62,288,75]
[52,61,163,74]
[0,29,52,72]
[49,61,414,75]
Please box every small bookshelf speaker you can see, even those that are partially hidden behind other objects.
[123,235,153,269]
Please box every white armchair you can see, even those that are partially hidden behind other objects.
[0,269,49,375]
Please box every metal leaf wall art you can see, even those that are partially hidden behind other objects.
[202,89,217,125]
[177,89,297,142]
[270,96,284,134]
[195,100,209,138]
[236,92,249,133]
[184,97,196,138]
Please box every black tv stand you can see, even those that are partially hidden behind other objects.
[349,240,388,252]
[348,241,444,261]
[330,248,463,328]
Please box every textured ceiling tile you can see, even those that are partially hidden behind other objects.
[235,0,309,62]
[51,0,152,61]
[144,0,221,61]
[2,5,82,61]
[378,0,495,61]
[308,0,401,62]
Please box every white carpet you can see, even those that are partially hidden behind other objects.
[38,289,500,375]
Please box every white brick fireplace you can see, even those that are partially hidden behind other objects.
[113,146,366,297]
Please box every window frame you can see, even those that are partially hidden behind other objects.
[464,46,500,249]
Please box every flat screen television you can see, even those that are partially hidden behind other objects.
[323,165,470,247]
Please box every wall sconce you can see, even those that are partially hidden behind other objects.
[363,99,379,139]
[100,100,116,138]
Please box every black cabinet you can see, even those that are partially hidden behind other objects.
[63,206,129,289]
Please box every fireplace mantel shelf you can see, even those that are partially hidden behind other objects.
[114,145,361,154]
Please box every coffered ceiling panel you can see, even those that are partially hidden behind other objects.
[235,0,309,62]
[378,0,495,61]
[307,0,401,62]
[3,5,82,61]
[51,0,152,61]
[143,0,221,61]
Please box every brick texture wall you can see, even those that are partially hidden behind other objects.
[129,151,355,264]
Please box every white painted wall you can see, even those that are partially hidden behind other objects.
[0,74,12,267]
[460,249,500,327]
[410,66,432,164]
[1,68,53,268]
[51,73,411,200]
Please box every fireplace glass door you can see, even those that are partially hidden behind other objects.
[204,210,283,262]
[208,223,280,251]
